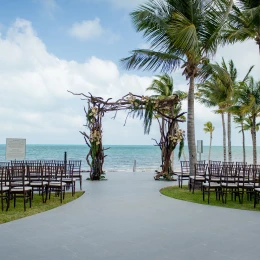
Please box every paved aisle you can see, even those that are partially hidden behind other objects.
[0,172,259,260]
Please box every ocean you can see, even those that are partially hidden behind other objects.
[0,144,259,172]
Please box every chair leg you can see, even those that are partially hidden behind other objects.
[24,193,26,212]
[80,176,82,190]
[254,191,257,208]
[14,194,16,208]
[30,191,32,208]
[6,192,10,211]
[1,195,4,211]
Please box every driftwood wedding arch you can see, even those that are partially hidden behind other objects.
[69,91,185,180]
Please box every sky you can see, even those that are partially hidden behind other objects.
[0,0,259,146]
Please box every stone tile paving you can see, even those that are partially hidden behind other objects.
[0,171,259,260]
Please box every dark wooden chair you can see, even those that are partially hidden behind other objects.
[60,163,76,196]
[46,163,66,203]
[10,166,32,211]
[189,163,208,193]
[176,161,190,188]
[252,165,260,208]
[203,163,221,204]
[27,164,48,203]
[0,166,10,211]
[220,163,240,203]
[69,160,82,190]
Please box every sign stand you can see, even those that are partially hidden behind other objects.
[197,140,203,162]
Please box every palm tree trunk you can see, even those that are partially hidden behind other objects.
[221,112,227,162]
[241,122,246,164]
[188,75,197,175]
[209,133,212,163]
[161,117,165,167]
[227,112,232,162]
[252,116,257,165]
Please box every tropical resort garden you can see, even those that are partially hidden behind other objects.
[1,1,260,260]
[69,0,260,211]
[1,0,260,224]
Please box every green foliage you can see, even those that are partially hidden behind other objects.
[223,0,260,49]
[178,138,184,159]
[203,121,215,133]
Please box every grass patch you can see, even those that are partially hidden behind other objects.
[0,191,84,224]
[160,186,260,211]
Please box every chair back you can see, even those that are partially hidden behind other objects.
[44,163,59,182]
[0,166,10,191]
[69,160,82,176]
[180,161,190,175]
[209,160,221,166]
[221,163,236,184]
[194,163,208,177]
[252,165,260,189]
[208,163,221,180]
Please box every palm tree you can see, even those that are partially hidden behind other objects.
[233,114,247,163]
[197,59,254,162]
[203,121,215,162]
[220,59,237,162]
[223,0,260,52]
[235,77,260,164]
[196,76,229,162]
[146,74,187,171]
[243,117,260,163]
[121,0,233,175]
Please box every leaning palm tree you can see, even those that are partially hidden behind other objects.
[233,114,247,164]
[203,121,215,163]
[223,0,260,52]
[121,0,233,175]
[235,77,260,164]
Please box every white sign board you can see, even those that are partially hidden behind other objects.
[6,138,26,160]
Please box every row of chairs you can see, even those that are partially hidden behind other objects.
[0,160,82,190]
[0,160,82,211]
[176,161,260,207]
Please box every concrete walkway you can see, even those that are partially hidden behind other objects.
[0,172,259,260]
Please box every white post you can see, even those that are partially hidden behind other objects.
[133,160,136,172]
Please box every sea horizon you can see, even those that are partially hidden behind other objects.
[0,144,259,172]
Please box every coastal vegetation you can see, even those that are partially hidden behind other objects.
[121,0,233,175]
[121,0,260,168]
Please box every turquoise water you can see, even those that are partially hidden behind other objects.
[0,144,259,172]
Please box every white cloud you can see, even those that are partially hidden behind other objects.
[69,18,120,43]
[0,18,259,147]
[0,19,153,144]
[69,18,103,41]
[215,40,260,80]
[37,0,59,18]
[105,0,146,9]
